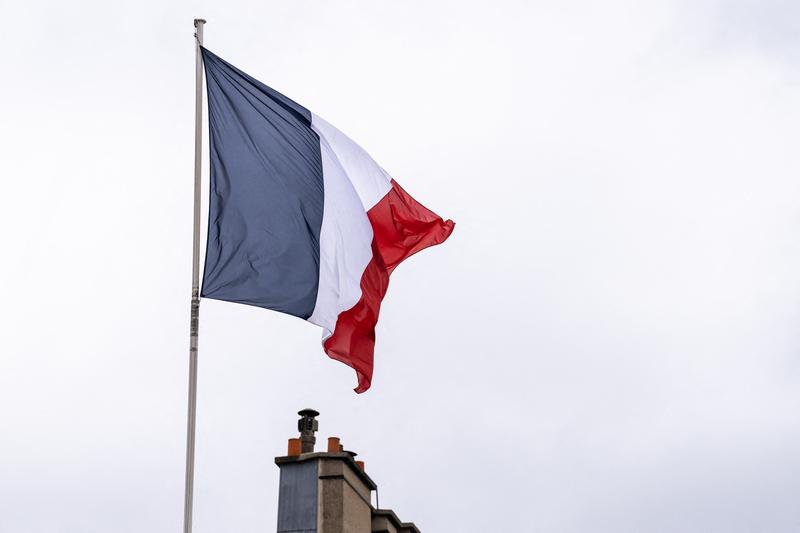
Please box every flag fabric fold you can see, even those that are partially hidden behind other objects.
[200,48,454,392]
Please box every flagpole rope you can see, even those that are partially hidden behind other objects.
[184,17,205,533]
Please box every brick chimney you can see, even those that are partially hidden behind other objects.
[275,409,420,533]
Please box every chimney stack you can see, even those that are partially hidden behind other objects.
[275,409,421,533]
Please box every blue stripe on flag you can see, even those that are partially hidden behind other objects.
[200,48,324,319]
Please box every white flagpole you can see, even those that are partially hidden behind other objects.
[184,17,205,533]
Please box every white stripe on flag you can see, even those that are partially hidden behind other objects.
[307,114,391,337]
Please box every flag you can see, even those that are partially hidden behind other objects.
[200,48,454,392]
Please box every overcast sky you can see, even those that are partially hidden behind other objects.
[2,1,800,532]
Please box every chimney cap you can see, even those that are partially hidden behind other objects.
[298,408,320,417]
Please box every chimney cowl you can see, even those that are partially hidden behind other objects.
[297,408,319,453]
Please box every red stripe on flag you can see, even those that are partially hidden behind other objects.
[323,180,455,393]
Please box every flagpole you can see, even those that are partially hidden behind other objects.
[184,17,205,533]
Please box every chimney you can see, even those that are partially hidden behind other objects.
[275,409,421,533]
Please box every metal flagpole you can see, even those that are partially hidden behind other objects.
[184,17,206,533]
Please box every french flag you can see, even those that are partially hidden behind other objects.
[200,48,454,392]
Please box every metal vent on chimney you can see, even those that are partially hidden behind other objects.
[297,408,319,453]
